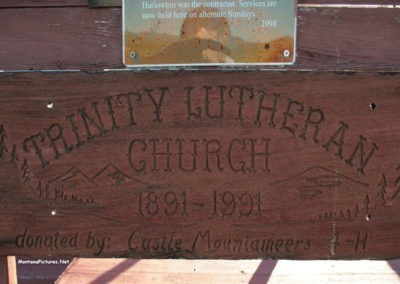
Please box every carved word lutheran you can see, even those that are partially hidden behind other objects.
[21,85,378,175]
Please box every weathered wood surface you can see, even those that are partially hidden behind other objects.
[0,71,399,259]
[300,0,398,5]
[57,259,400,283]
[0,256,17,284]
[1,0,397,7]
[0,0,88,8]
[0,257,9,284]
[89,0,122,7]
[0,7,399,71]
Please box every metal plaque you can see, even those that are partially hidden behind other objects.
[123,0,297,67]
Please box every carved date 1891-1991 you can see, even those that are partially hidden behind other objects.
[132,190,262,219]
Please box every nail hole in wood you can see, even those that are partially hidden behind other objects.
[369,103,376,110]
[47,102,54,109]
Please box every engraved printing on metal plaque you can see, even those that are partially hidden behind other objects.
[123,0,297,67]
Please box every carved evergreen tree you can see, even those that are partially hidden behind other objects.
[394,164,400,187]
[0,124,8,159]
[391,165,400,202]
[376,173,388,206]
[10,144,19,163]
[363,194,370,214]
[21,158,30,183]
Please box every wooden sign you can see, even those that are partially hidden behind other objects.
[0,71,399,259]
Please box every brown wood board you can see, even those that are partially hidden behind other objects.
[0,256,17,284]
[0,70,399,259]
[56,259,400,283]
[300,0,398,4]
[89,0,122,8]
[0,0,88,8]
[0,257,9,284]
[0,7,399,71]
[1,1,397,8]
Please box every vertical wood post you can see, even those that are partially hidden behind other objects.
[0,256,17,284]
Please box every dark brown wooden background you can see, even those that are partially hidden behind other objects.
[0,0,399,261]
[0,0,399,71]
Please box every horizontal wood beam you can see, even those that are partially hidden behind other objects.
[0,71,399,259]
[56,259,400,283]
[0,7,398,71]
[0,0,87,8]
[0,0,398,8]
[88,0,122,8]
[300,0,398,5]
[0,256,17,284]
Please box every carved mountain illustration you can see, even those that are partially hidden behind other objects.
[43,167,97,203]
[272,166,368,200]
[47,167,96,191]
[91,163,145,188]
[269,166,369,221]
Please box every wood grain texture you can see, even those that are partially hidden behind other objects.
[1,0,397,8]
[0,257,8,284]
[0,8,122,70]
[0,0,87,8]
[57,259,400,283]
[296,7,400,70]
[0,7,399,71]
[0,256,17,284]
[0,71,399,259]
[89,0,122,7]
[300,0,398,5]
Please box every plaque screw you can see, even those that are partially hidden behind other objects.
[130,51,136,60]
[283,50,290,57]
[47,102,54,109]
[51,210,57,216]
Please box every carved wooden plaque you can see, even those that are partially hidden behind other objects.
[0,71,399,259]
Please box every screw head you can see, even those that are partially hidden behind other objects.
[283,50,290,58]
[130,51,136,59]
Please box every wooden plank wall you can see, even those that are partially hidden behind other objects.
[0,0,400,262]
[0,0,398,7]
[0,1,399,71]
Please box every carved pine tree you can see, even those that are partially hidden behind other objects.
[391,165,400,202]
[363,194,370,214]
[0,124,9,159]
[10,144,19,163]
[21,158,30,183]
[376,174,388,206]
